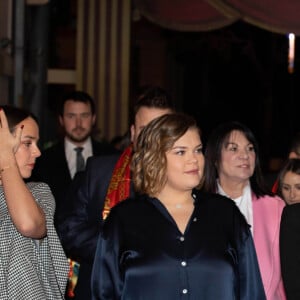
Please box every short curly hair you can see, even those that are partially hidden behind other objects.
[131,113,200,196]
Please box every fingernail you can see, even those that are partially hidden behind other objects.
[21,125,24,129]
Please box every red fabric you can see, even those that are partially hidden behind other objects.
[209,0,300,35]
[103,145,133,220]
[135,0,300,35]
[134,0,238,31]
[272,179,279,194]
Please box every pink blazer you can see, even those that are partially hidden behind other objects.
[252,194,286,300]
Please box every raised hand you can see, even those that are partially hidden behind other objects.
[0,108,23,157]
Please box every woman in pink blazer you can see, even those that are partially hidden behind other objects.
[203,121,286,300]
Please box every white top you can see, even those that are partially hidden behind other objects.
[64,137,93,178]
[217,180,254,234]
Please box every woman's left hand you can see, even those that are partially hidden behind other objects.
[0,109,23,165]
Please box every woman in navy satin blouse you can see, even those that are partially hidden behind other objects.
[91,113,266,300]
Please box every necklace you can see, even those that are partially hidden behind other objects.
[174,198,195,209]
[159,194,194,210]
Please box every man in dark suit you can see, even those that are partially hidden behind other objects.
[31,91,116,228]
[58,87,175,299]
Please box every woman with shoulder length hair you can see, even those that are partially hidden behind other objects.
[203,121,286,300]
[91,113,265,300]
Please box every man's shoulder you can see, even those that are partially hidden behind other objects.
[86,153,121,169]
[91,139,120,156]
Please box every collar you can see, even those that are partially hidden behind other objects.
[64,136,92,153]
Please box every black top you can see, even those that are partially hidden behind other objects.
[91,190,266,300]
[280,203,300,300]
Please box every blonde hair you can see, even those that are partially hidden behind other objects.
[131,113,200,196]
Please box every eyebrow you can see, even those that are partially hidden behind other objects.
[226,142,253,146]
[65,112,91,115]
[172,143,202,149]
[22,135,37,140]
[224,142,237,147]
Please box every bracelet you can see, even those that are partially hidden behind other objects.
[0,166,10,173]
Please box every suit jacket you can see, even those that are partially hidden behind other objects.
[280,203,300,300]
[58,154,135,300]
[252,194,286,300]
[30,139,117,227]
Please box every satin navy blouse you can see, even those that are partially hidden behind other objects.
[91,190,266,300]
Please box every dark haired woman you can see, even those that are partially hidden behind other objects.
[203,121,286,300]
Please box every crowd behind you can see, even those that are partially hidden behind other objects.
[1,86,300,299]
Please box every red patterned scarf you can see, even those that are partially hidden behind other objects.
[103,145,133,220]
[67,145,133,298]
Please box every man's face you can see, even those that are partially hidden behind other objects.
[59,100,96,144]
[130,107,172,149]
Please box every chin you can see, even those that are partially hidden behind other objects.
[188,182,201,190]
[22,171,32,179]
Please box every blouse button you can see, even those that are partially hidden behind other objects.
[179,236,185,242]
[182,289,188,294]
[181,261,187,267]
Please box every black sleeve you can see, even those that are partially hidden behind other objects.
[280,204,300,300]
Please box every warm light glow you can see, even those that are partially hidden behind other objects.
[288,33,295,74]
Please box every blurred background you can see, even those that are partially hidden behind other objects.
[1,0,300,173]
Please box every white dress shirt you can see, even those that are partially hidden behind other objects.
[217,180,254,234]
[64,137,93,178]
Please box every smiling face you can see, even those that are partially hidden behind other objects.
[14,117,41,178]
[218,130,256,185]
[281,171,300,205]
[164,128,204,193]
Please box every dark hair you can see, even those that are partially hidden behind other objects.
[2,105,38,132]
[203,121,271,197]
[59,91,96,116]
[131,112,200,196]
[277,158,300,199]
[289,132,300,155]
[132,86,175,121]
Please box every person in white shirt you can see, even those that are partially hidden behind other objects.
[30,91,116,228]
